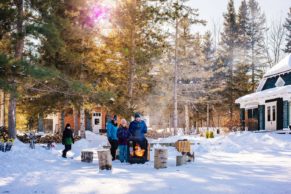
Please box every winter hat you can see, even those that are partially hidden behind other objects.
[134,113,141,118]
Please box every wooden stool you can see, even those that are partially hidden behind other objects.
[176,155,187,166]
[97,149,112,170]
[154,148,168,169]
[81,150,94,163]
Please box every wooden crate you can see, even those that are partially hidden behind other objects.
[175,140,191,153]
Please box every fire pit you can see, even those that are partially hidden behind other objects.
[127,138,148,164]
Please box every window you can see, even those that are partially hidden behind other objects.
[267,107,271,121]
[272,106,276,121]
[93,112,101,117]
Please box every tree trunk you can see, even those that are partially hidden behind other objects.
[128,0,136,110]
[184,104,189,134]
[173,18,179,135]
[38,113,44,132]
[73,106,79,136]
[154,148,168,169]
[8,94,17,138]
[97,149,112,170]
[81,151,93,163]
[0,90,5,126]
[80,107,86,138]
[8,0,24,138]
[58,111,65,132]
[207,103,209,131]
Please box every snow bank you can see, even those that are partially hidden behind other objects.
[151,132,291,154]
[73,131,108,151]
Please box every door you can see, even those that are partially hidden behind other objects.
[92,112,102,133]
[265,102,277,130]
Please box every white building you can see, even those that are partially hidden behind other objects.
[235,54,291,131]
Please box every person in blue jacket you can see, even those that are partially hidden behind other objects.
[106,115,118,160]
[129,113,147,141]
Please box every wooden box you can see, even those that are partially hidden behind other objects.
[175,140,191,153]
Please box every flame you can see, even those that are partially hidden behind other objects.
[134,144,145,157]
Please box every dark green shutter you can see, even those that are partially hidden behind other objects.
[258,105,265,130]
[277,98,284,130]
[283,101,289,129]
[240,109,245,130]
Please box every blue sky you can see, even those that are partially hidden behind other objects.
[188,0,290,33]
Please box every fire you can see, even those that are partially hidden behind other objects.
[134,144,145,157]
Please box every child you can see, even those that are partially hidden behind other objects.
[117,119,130,163]
[62,123,74,158]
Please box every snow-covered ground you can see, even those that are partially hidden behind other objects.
[1,131,291,194]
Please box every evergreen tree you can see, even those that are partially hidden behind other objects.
[108,0,167,116]
[284,8,291,53]
[219,0,237,122]
[233,0,251,98]
[247,0,266,91]
[156,0,205,134]
[237,0,250,61]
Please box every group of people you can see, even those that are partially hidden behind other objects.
[106,113,147,162]
[61,113,148,162]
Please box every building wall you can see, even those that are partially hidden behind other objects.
[92,107,107,129]
[61,107,108,132]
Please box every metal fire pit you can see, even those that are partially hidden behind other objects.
[127,138,148,164]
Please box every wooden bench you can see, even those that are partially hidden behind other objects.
[175,140,195,165]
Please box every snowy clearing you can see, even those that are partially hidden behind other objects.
[1,131,291,194]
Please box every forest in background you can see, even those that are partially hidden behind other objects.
[0,0,290,137]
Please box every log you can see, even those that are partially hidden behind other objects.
[97,149,112,170]
[176,155,187,166]
[154,148,168,169]
[81,150,93,163]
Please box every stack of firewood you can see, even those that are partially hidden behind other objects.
[17,133,81,144]
[146,130,172,139]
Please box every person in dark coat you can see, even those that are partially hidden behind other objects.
[129,113,147,141]
[128,113,148,159]
[106,115,119,160]
[62,123,74,158]
[117,119,130,163]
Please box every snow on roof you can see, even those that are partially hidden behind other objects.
[235,85,291,104]
[264,54,291,77]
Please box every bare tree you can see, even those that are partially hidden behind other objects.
[211,19,222,51]
[269,19,286,65]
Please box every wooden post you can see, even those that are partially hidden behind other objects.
[97,149,112,170]
[154,148,168,169]
[81,150,93,163]
[176,155,187,166]
[147,143,151,161]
